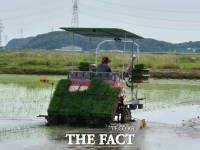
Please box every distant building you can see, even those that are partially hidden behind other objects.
[55,46,82,51]
[108,50,123,53]
[187,47,196,53]
[100,50,123,53]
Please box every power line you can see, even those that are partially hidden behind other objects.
[0,0,66,13]
[80,11,200,31]
[1,4,71,21]
[80,3,200,23]
[5,11,72,28]
[95,0,200,14]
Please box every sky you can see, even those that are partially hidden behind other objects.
[0,0,200,46]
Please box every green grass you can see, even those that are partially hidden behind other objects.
[139,52,200,69]
[180,62,200,69]
[139,79,200,91]
[0,50,200,75]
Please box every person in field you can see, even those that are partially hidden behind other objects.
[96,57,111,72]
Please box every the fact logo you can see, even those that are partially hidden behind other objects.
[65,134,135,145]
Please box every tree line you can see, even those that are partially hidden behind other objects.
[5,31,200,53]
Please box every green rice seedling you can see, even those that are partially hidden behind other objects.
[87,78,103,93]
[106,95,118,105]
[62,93,77,109]
[78,62,96,71]
[134,63,149,69]
[96,95,107,102]
[130,63,151,82]
[48,79,71,115]
[47,78,121,118]
[76,96,90,112]
[108,86,121,95]
[60,108,80,116]
[47,95,63,115]
[79,100,92,117]
[78,62,90,71]
[102,103,114,118]
[53,79,71,96]
[98,82,111,95]
[91,101,104,118]
[59,91,85,116]
[73,94,92,117]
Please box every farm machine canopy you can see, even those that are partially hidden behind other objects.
[60,27,144,39]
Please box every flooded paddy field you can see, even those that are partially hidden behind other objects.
[0,74,200,150]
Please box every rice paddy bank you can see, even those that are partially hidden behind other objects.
[149,69,200,79]
[0,50,199,79]
[1,67,199,79]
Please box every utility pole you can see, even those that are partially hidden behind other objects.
[72,0,79,27]
[0,20,3,47]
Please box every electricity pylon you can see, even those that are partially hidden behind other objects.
[72,0,79,27]
[0,20,3,47]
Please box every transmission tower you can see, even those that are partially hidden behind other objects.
[72,0,79,27]
[0,20,3,47]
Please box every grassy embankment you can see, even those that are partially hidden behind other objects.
[0,50,200,79]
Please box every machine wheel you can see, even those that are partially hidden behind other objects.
[121,108,131,123]
[45,116,66,125]
[97,119,106,128]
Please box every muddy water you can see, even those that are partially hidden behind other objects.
[1,116,200,150]
[0,79,200,150]
[134,104,200,127]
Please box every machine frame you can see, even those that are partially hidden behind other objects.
[39,27,149,127]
